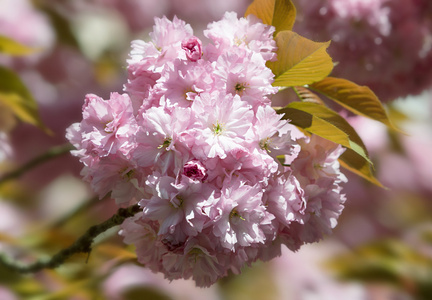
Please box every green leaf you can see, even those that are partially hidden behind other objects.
[276,102,382,186]
[245,0,297,34]
[272,0,296,33]
[0,36,37,56]
[309,77,399,131]
[339,148,384,187]
[0,66,52,134]
[267,31,333,87]
[293,86,325,105]
[277,101,369,159]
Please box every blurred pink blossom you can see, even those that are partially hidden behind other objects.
[0,286,18,300]
[0,133,12,163]
[294,0,432,102]
[103,263,220,300]
[0,0,55,64]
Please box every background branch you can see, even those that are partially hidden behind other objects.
[0,143,74,185]
[0,204,140,273]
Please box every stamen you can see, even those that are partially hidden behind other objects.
[158,137,172,149]
[234,83,247,95]
[230,209,245,221]
[259,137,271,152]
[213,121,224,135]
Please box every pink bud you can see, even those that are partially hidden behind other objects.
[183,159,207,181]
[181,36,203,62]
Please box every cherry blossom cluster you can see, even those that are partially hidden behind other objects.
[66,12,347,286]
[294,0,432,102]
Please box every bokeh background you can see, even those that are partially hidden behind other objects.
[1,0,432,299]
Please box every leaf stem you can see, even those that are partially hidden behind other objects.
[0,204,140,273]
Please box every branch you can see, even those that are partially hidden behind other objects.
[0,204,141,273]
[0,143,74,185]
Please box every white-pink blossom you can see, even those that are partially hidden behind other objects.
[68,12,348,287]
[157,59,214,108]
[68,92,137,162]
[204,11,277,61]
[212,180,271,250]
[191,92,254,159]
[213,47,278,107]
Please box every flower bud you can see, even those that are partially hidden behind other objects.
[181,36,202,61]
[183,159,207,181]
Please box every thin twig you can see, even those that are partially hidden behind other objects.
[0,143,75,185]
[0,204,141,273]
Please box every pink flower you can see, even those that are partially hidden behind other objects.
[157,59,214,108]
[141,175,215,244]
[291,183,346,243]
[289,135,347,243]
[151,16,193,52]
[124,63,161,113]
[132,106,194,175]
[263,173,306,228]
[119,213,167,272]
[191,92,254,159]
[291,135,347,185]
[68,93,137,160]
[254,105,297,159]
[127,16,193,74]
[204,148,278,188]
[213,47,278,107]
[211,180,272,250]
[161,236,228,287]
[204,11,277,61]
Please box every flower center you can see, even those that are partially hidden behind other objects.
[170,195,184,209]
[184,88,198,101]
[234,82,247,95]
[158,137,172,149]
[119,167,134,180]
[213,121,224,135]
[104,120,116,133]
[234,36,247,46]
[259,137,271,152]
[188,247,205,263]
[229,208,245,221]
[314,163,324,170]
